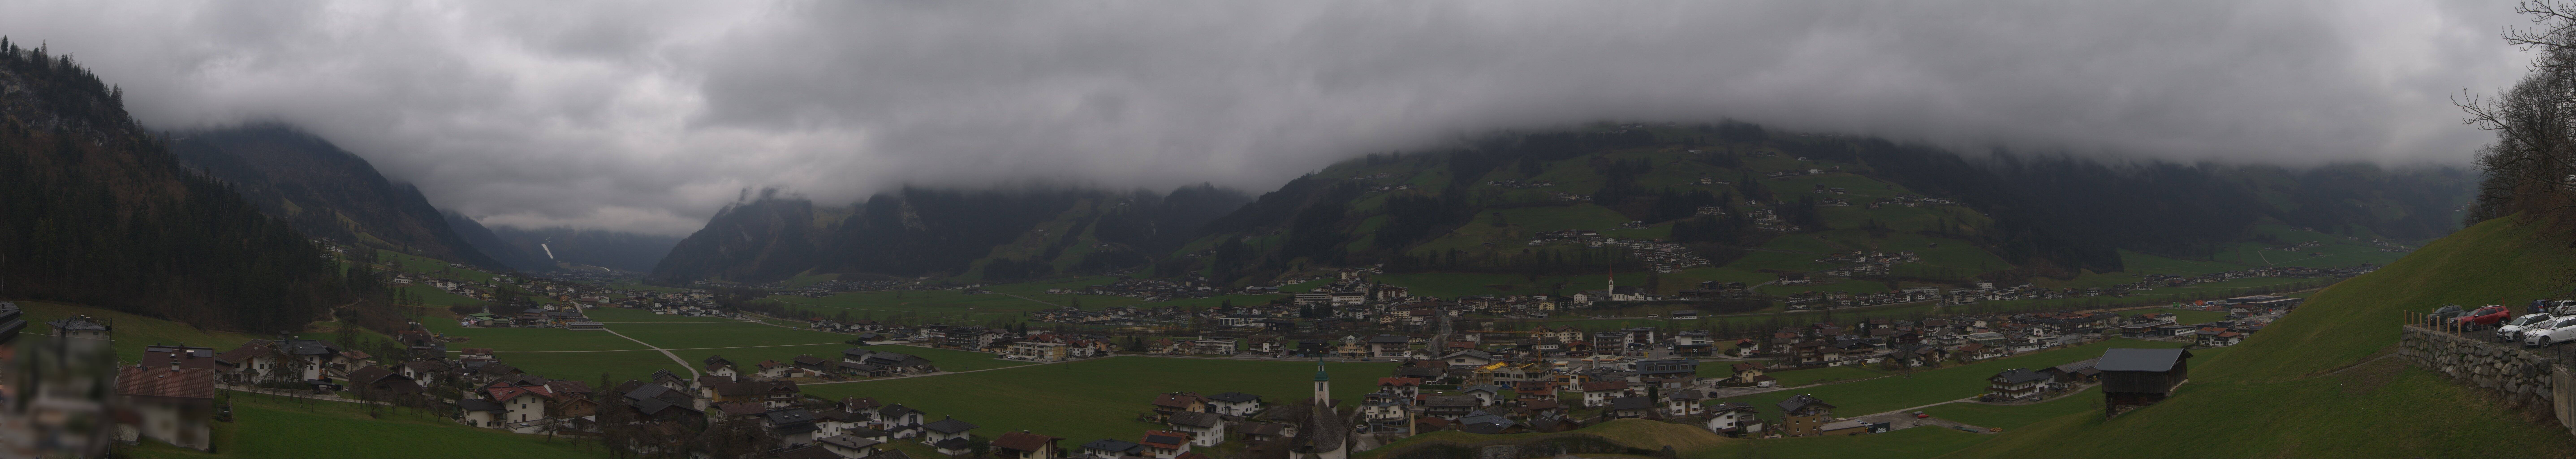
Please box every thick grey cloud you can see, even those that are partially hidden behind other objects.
[0,0,2531,234]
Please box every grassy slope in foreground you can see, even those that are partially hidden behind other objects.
[1946,215,2576,458]
[127,392,599,459]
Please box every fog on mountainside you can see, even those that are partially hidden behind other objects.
[168,124,513,270]
[484,225,684,273]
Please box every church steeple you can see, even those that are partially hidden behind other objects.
[1312,358,1330,404]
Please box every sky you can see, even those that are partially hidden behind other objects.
[0,0,2536,235]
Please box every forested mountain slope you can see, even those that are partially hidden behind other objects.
[0,40,347,331]
[651,185,1250,284]
[169,124,512,270]
[651,123,2468,289]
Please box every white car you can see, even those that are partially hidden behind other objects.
[2500,313,2558,342]
[2525,317,2576,347]
[2549,300,2576,316]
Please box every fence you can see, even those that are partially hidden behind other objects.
[2403,310,2576,362]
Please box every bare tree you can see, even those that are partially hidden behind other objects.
[2462,1,2576,224]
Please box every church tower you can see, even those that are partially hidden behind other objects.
[1312,360,1330,404]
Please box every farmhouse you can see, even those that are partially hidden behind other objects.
[1987,368,2050,402]
[1776,394,1836,437]
[2099,348,2192,418]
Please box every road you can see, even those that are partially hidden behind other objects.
[602,327,699,379]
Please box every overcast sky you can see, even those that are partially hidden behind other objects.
[0,0,2534,235]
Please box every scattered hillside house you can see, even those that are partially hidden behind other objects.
[1188,338,1239,355]
[46,315,111,340]
[1207,392,1263,416]
[845,348,939,374]
[701,375,803,409]
[1138,430,1194,458]
[1579,381,1631,407]
[112,361,217,451]
[2196,329,2245,346]
[458,398,508,428]
[1080,439,1149,459]
[2100,348,2192,418]
[1166,411,1227,446]
[993,431,1065,459]
[922,416,980,455]
[1777,394,1836,437]
[1987,368,2050,402]
[1725,362,1775,387]
[1704,403,1763,437]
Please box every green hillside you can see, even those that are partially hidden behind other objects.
[1942,214,2576,458]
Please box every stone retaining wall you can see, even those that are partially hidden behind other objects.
[2397,324,2560,406]
[2398,325,2576,437]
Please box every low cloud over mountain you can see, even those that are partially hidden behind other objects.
[0,0,2529,234]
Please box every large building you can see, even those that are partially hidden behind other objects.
[1290,361,1348,459]
[2099,348,2193,418]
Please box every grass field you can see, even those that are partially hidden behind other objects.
[1755,365,1888,387]
[610,322,854,348]
[1686,424,1992,459]
[802,356,1393,444]
[17,300,271,362]
[1943,214,2576,458]
[489,350,683,384]
[1918,387,2100,430]
[152,391,604,458]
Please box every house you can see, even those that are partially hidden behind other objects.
[1207,392,1263,416]
[1007,341,1071,362]
[1138,430,1193,458]
[817,434,887,458]
[1424,395,1481,419]
[1366,335,1413,358]
[1634,359,1697,379]
[458,398,508,428]
[1240,423,1296,442]
[922,416,979,455]
[1150,392,1210,419]
[1579,381,1631,407]
[1987,368,2050,402]
[993,431,1064,459]
[1440,350,1496,367]
[1725,362,1775,387]
[1776,394,1835,437]
[1956,343,2000,362]
[764,408,824,447]
[1662,389,1706,417]
[2044,358,2100,384]
[1704,403,1763,437]
[1189,338,1238,355]
[1375,377,1423,402]
[1457,411,1522,435]
[2099,348,2192,418]
[1166,411,1227,446]
[45,315,111,340]
[111,361,216,451]
[1079,439,1149,459]
[2197,329,2245,346]
[877,404,927,437]
[1606,396,1655,419]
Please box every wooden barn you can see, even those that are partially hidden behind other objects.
[2097,348,2192,418]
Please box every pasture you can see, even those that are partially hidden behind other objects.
[802,357,1393,444]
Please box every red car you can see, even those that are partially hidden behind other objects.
[2457,305,2513,329]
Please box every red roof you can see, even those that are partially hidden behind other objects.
[992,431,1063,452]
[115,365,215,399]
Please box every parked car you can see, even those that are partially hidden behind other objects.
[2456,305,2514,330]
[2526,317,2576,347]
[2426,305,2466,325]
[2499,313,2557,342]
[2545,299,2576,316]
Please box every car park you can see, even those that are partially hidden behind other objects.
[2545,299,2576,316]
[2426,305,2466,326]
[2456,305,2513,330]
[2499,313,2557,342]
[2526,317,2576,347]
